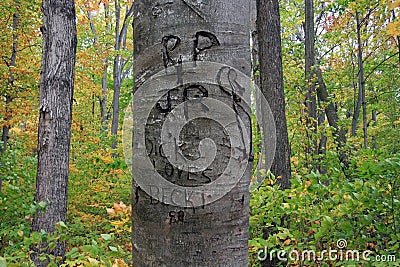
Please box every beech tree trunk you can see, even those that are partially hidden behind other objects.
[31,0,77,265]
[132,0,251,266]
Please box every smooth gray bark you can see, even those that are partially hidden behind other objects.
[132,1,251,266]
[31,0,77,265]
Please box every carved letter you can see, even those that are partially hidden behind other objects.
[193,31,220,61]
[162,35,181,68]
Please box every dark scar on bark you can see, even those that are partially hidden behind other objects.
[177,210,184,222]
[135,186,140,203]
[169,211,176,224]
[181,0,205,19]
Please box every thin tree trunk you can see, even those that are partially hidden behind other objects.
[31,0,77,265]
[372,110,377,149]
[256,1,292,266]
[132,1,251,265]
[392,10,400,63]
[1,4,19,192]
[305,0,329,172]
[87,2,110,132]
[256,0,291,189]
[100,4,111,133]
[352,12,365,140]
[111,1,133,149]
[355,11,368,148]
[1,96,12,155]
[315,67,349,173]
[100,61,109,132]
[317,104,327,174]
[110,0,121,148]
[111,53,121,149]
[1,7,19,154]
[87,11,97,122]
[305,0,317,159]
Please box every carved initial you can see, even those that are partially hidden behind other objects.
[162,35,181,68]
[193,31,220,61]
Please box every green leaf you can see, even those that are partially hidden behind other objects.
[56,221,67,228]
[65,248,79,259]
[38,201,47,209]
[31,231,42,243]
[48,242,56,250]
[100,233,112,241]
[352,192,361,200]
[80,245,94,254]
[0,257,6,267]
[109,246,118,252]
[321,216,333,230]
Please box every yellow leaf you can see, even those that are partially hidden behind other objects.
[113,202,122,212]
[112,259,129,267]
[87,257,100,266]
[119,201,127,210]
[387,21,400,36]
[389,0,400,9]
[111,220,125,227]
[282,239,291,246]
[106,208,115,216]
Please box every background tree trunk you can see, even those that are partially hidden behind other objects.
[100,4,111,133]
[315,67,349,174]
[1,1,19,193]
[132,0,251,266]
[87,4,111,133]
[355,11,368,148]
[1,5,19,155]
[256,0,291,189]
[31,0,77,265]
[352,11,366,143]
[304,0,318,161]
[111,1,133,149]
[256,1,292,266]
